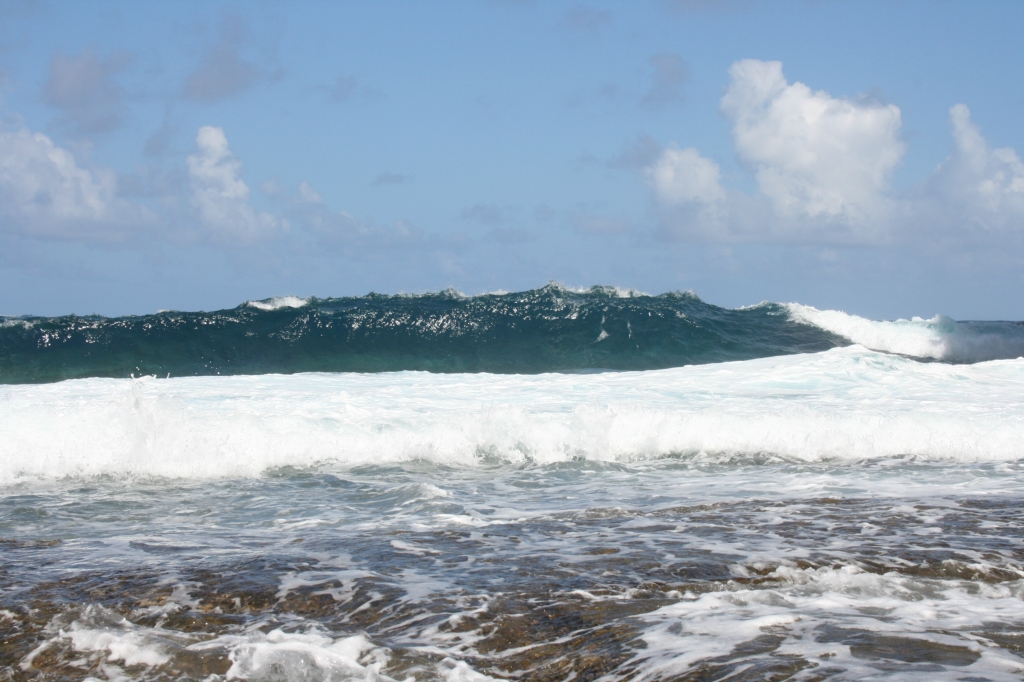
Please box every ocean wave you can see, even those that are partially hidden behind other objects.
[2,347,1021,483]
[634,564,1023,681]
[3,285,1022,384]
[785,303,1024,362]
[0,284,842,383]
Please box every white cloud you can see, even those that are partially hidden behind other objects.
[645,60,1024,247]
[721,59,904,223]
[644,145,731,239]
[0,127,147,239]
[929,104,1024,230]
[296,180,322,204]
[646,145,725,206]
[187,126,283,242]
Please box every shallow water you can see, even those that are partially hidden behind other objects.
[3,345,1024,680]
[3,457,1024,681]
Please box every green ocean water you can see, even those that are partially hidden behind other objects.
[0,284,846,384]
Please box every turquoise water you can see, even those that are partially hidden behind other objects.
[0,285,844,383]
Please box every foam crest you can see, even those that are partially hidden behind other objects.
[2,347,1023,483]
[246,295,310,311]
[787,303,1024,362]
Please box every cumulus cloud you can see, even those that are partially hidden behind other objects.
[646,145,725,206]
[0,126,148,239]
[926,104,1024,234]
[645,144,731,239]
[186,126,283,241]
[721,59,904,224]
[643,59,1024,246]
[43,48,131,135]
[0,118,421,253]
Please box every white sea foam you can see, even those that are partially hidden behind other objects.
[197,629,393,681]
[1,346,1022,483]
[245,295,310,311]
[22,606,400,682]
[24,604,507,682]
[634,565,1024,681]
[20,605,191,672]
[25,567,1024,681]
[786,303,1024,362]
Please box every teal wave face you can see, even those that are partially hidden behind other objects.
[0,285,847,384]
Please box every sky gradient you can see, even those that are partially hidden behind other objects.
[1,0,1023,319]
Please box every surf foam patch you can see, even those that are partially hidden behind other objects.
[246,296,310,311]
[2,346,1023,482]
[786,303,1024,362]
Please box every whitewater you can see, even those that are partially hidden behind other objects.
[2,287,1023,681]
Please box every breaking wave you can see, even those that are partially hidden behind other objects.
[2,284,1021,384]
[2,346,1022,483]
[785,303,1024,363]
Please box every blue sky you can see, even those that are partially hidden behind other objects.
[1,0,1023,318]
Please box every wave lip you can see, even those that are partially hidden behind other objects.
[245,296,310,311]
[0,284,844,384]
[786,303,1024,363]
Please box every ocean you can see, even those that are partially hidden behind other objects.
[2,284,1024,681]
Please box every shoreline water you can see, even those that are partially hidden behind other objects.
[3,289,1024,679]
[3,457,1024,680]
